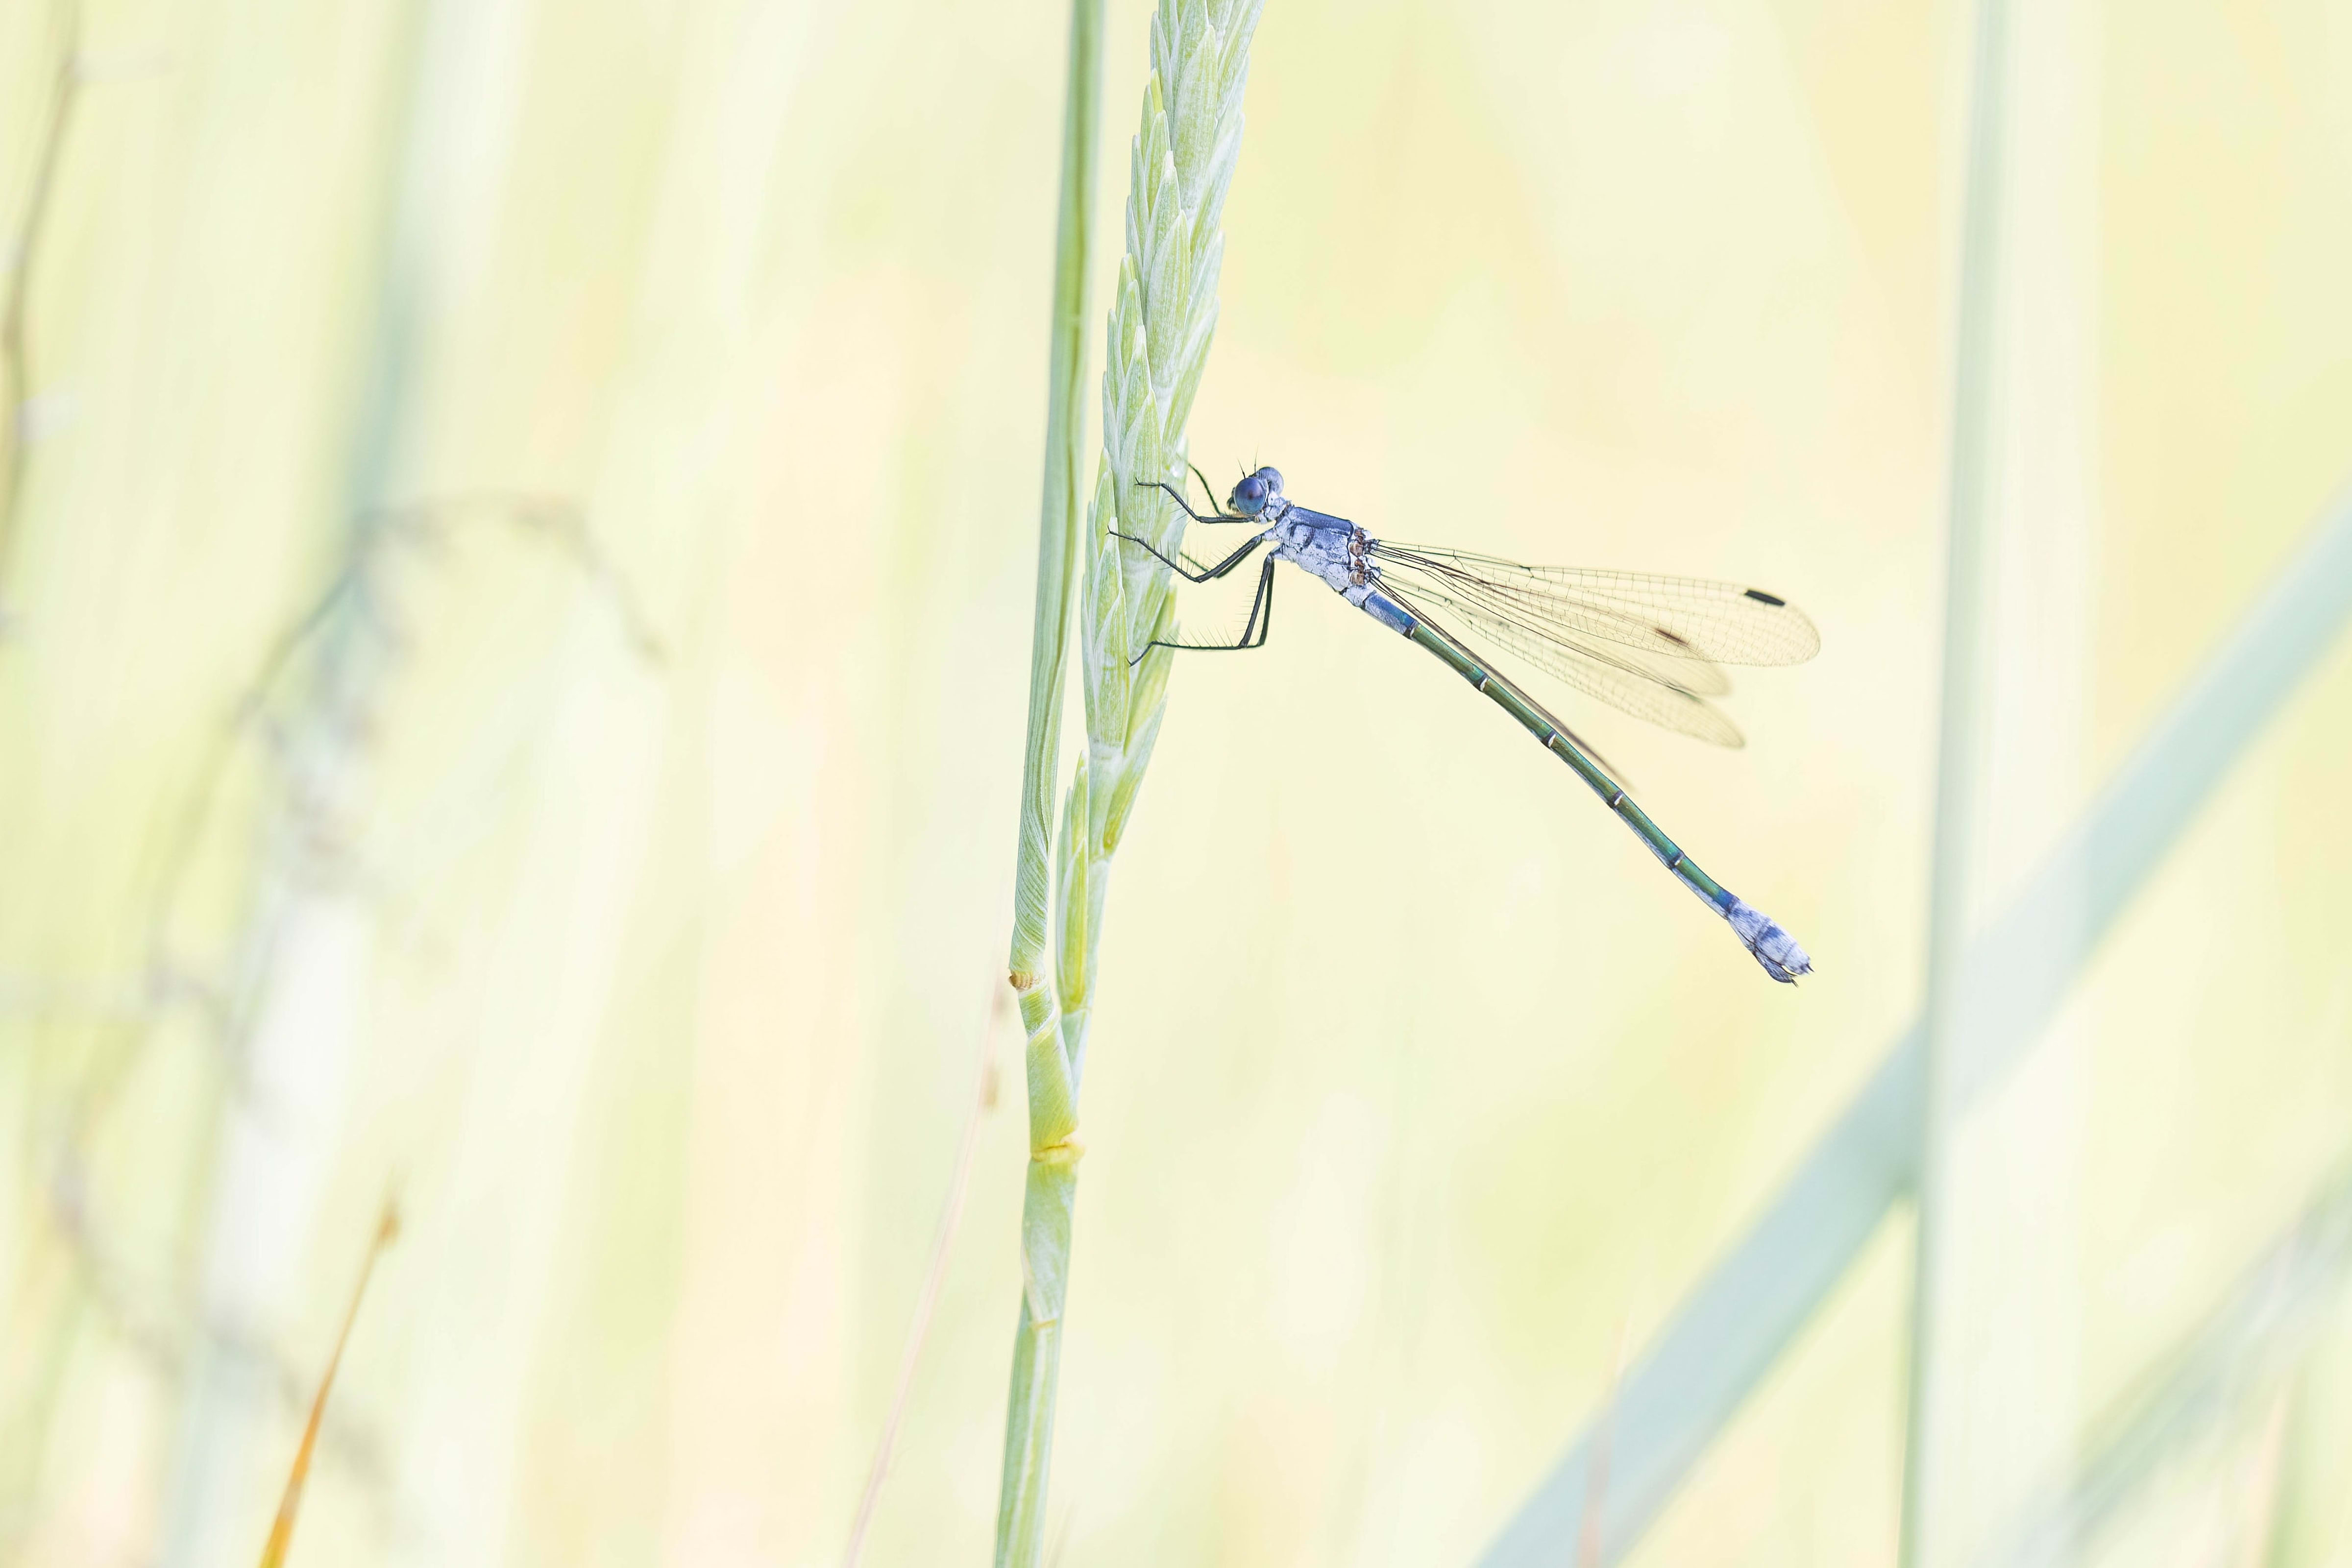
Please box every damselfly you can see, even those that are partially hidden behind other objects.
[1116,466,1820,983]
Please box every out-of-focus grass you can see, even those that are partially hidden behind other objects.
[1482,483,2352,1568]
[257,1203,397,1568]
[0,2,77,603]
[1,2,2348,1566]
[845,979,1007,1567]
[1990,1154,2352,1568]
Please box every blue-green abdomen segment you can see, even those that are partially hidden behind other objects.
[1360,589,1416,635]
[1403,623,1726,901]
[1401,620,1812,982]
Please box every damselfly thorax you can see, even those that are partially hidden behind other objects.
[1258,501,1419,634]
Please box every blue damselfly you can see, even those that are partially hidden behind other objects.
[1118,466,1820,983]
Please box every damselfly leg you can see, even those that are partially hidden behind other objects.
[1111,476,1279,663]
[1107,528,1266,583]
[1133,555,1276,664]
[1141,473,1256,526]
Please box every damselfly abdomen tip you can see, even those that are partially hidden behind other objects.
[1722,896,1813,984]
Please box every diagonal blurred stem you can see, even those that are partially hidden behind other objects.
[1982,1154,2352,1568]
[842,983,1007,1568]
[1477,481,2352,1568]
[256,1203,400,1568]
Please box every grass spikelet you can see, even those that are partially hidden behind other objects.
[1066,0,1261,1086]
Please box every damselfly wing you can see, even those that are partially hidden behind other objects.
[1366,544,1820,748]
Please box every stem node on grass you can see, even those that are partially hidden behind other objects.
[1030,1138,1084,1169]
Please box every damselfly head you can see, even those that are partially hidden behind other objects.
[1228,466,1284,517]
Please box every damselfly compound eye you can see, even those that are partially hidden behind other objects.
[1229,467,1282,517]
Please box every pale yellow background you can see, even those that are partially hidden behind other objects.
[3,1,2350,1566]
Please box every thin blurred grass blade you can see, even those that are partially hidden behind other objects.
[1478,483,2352,1568]
[842,979,1007,1568]
[0,8,81,599]
[1983,1153,2352,1568]
[1575,1322,1629,1568]
[256,1201,399,1568]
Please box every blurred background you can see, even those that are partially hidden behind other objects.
[4,0,2350,1565]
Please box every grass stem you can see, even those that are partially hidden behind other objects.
[995,2,1263,1562]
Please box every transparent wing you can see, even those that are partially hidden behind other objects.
[1370,543,1820,667]
[1379,578,1748,748]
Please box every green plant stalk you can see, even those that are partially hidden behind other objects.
[997,0,1105,1559]
[1007,0,1106,1009]
[995,2,1263,1563]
